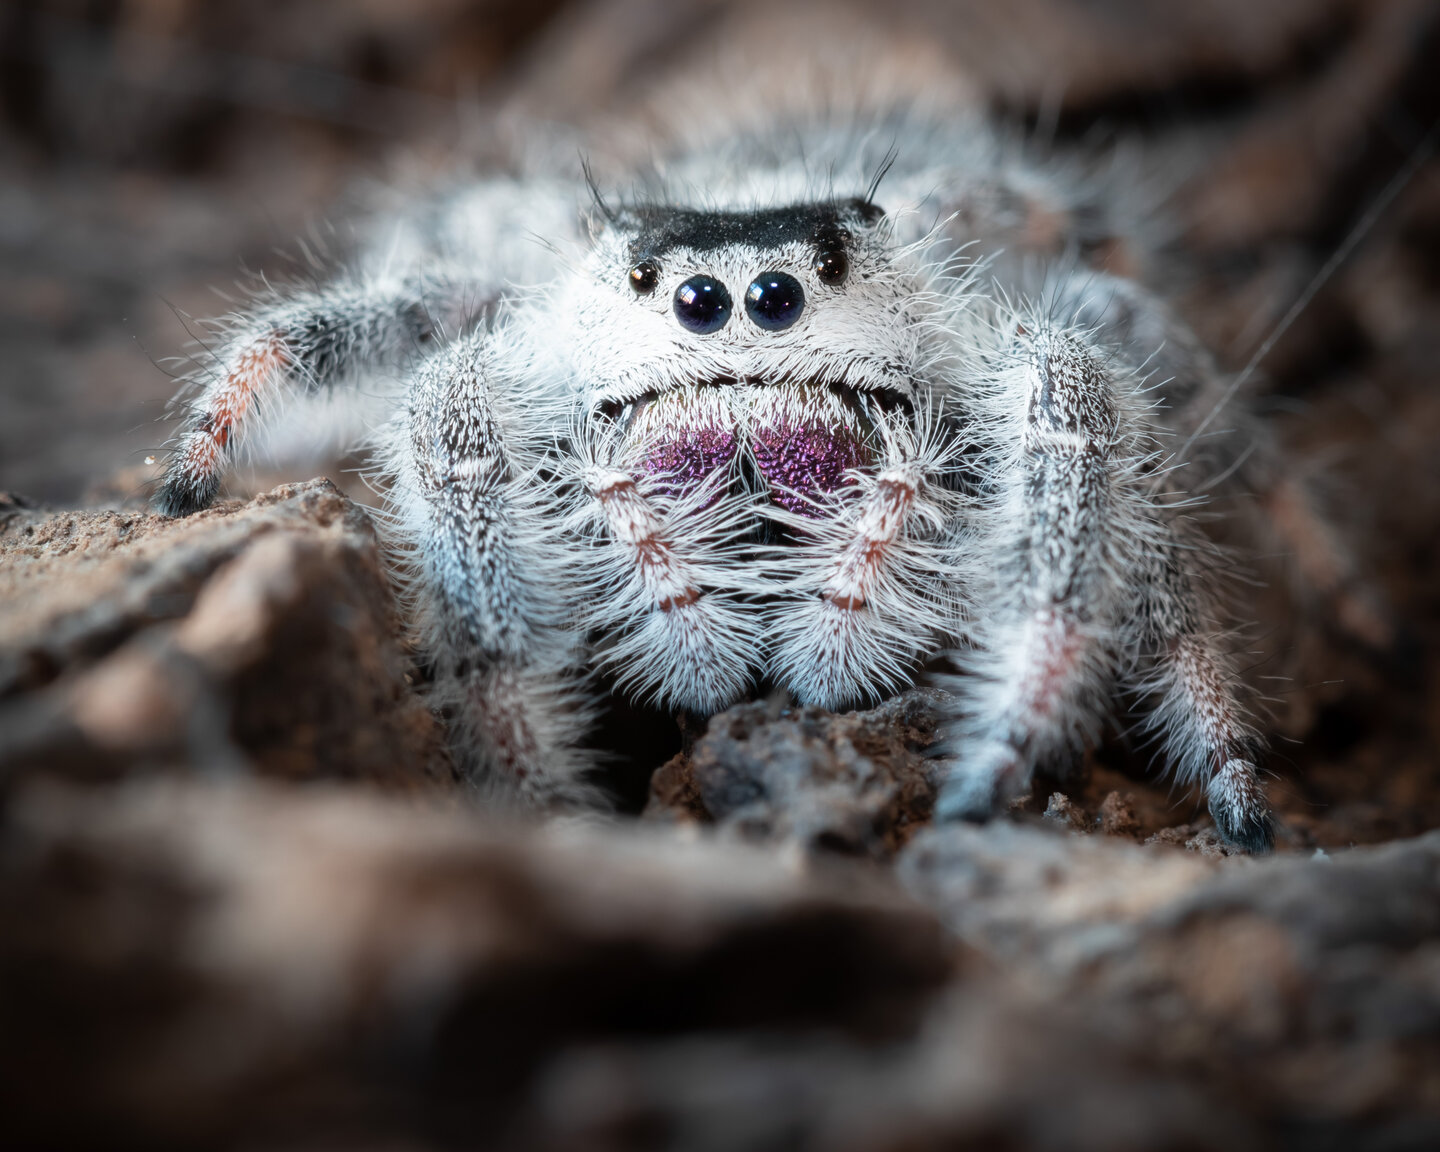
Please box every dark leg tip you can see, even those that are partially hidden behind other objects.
[1209,800,1278,852]
[1215,807,1276,855]
[933,788,993,824]
[155,472,220,519]
[1207,761,1275,855]
[933,747,1024,825]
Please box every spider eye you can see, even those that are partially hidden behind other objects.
[745,271,805,331]
[814,250,849,286]
[629,260,660,294]
[673,275,732,334]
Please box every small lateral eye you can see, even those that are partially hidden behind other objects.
[629,260,660,294]
[814,250,849,286]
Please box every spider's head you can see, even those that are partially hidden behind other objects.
[571,196,927,416]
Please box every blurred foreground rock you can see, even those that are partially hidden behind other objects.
[2,775,1437,1150]
[528,828,1440,1152]
[0,479,449,791]
[0,779,951,1150]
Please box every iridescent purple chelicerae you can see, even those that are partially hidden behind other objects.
[627,386,875,514]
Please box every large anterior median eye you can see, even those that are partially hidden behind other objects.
[673,275,732,334]
[744,271,805,331]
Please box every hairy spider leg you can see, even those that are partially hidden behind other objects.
[158,278,460,517]
[935,299,1273,849]
[936,326,1125,821]
[387,334,599,807]
[1137,569,1274,852]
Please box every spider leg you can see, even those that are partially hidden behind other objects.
[934,304,1274,851]
[1134,542,1273,852]
[155,171,587,520]
[157,275,473,517]
[384,333,596,807]
[935,325,1124,823]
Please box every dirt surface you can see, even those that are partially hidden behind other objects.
[0,480,450,790]
[2,1,1439,1148]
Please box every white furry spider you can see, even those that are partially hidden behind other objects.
[156,106,1293,852]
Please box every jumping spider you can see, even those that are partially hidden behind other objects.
[155,109,1325,853]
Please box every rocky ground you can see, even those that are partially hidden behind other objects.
[2,1,1439,1149]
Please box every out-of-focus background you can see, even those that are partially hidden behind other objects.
[4,0,1438,506]
[1,0,560,502]
[3,2,1440,1149]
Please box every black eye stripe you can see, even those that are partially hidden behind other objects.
[623,199,878,260]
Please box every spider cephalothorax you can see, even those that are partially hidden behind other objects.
[152,107,1329,853]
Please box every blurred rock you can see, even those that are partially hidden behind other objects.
[524,992,1254,1152]
[645,690,946,859]
[6,777,1437,1151]
[898,824,1440,1145]
[0,777,953,1150]
[524,824,1440,1150]
[0,479,449,790]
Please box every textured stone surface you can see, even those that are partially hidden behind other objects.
[646,690,945,859]
[0,480,450,791]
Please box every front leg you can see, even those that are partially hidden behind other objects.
[934,319,1273,850]
[935,326,1123,820]
[158,275,470,517]
[384,332,596,807]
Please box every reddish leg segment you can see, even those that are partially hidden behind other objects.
[158,281,454,517]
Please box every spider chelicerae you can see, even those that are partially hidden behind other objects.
[154,101,1348,854]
